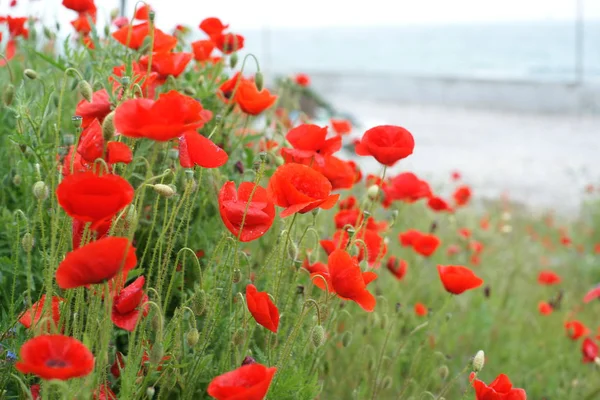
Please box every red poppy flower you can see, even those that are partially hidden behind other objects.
[77,120,133,165]
[538,301,553,315]
[295,73,310,86]
[72,217,111,249]
[334,209,360,229]
[56,237,137,289]
[234,79,277,115]
[414,303,428,316]
[399,229,422,247]
[437,265,483,295]
[320,230,351,257]
[112,23,177,53]
[191,39,215,62]
[199,17,228,36]
[458,228,471,239]
[139,52,193,79]
[75,89,111,129]
[447,244,460,256]
[93,385,117,400]
[267,163,339,218]
[427,196,453,212]
[110,352,125,378]
[480,215,490,230]
[413,233,441,257]
[246,284,279,332]
[212,32,244,54]
[470,240,484,254]
[19,295,65,330]
[15,335,94,380]
[71,14,94,34]
[453,185,472,207]
[62,0,95,14]
[280,124,341,166]
[324,249,377,311]
[355,125,415,166]
[178,130,228,169]
[473,374,527,400]
[30,385,40,400]
[584,285,600,303]
[217,72,243,104]
[219,182,275,242]
[451,171,461,181]
[56,172,134,224]
[538,270,561,285]
[339,196,357,210]
[302,259,328,275]
[207,363,276,400]
[312,155,357,190]
[111,276,149,331]
[384,172,431,204]
[565,320,590,340]
[356,228,387,267]
[134,4,152,20]
[582,338,598,363]
[387,257,407,281]
[3,16,29,38]
[331,118,352,135]
[114,90,212,141]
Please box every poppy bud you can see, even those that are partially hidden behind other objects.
[3,84,14,105]
[24,69,38,80]
[311,209,320,218]
[78,80,93,102]
[167,148,179,160]
[12,175,21,186]
[232,268,242,283]
[381,376,393,390]
[21,233,34,252]
[438,365,450,380]
[153,184,175,198]
[319,305,329,322]
[255,71,264,91]
[287,241,298,260]
[110,8,119,21]
[229,52,238,69]
[183,87,196,96]
[367,184,379,200]
[311,325,325,348]
[186,328,199,347]
[232,328,244,345]
[149,343,164,366]
[63,134,75,146]
[241,356,256,366]
[234,161,244,174]
[103,25,110,37]
[193,289,207,315]
[342,331,352,347]
[149,10,156,22]
[43,26,54,40]
[32,181,49,201]
[102,111,116,141]
[274,156,284,166]
[472,350,485,372]
[146,387,155,399]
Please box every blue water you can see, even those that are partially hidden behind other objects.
[239,20,600,82]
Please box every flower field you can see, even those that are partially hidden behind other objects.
[1,2,600,399]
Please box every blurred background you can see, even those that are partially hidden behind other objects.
[3,0,600,213]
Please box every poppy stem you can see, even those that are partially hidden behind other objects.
[274,213,298,299]
[370,320,395,400]
[436,364,470,399]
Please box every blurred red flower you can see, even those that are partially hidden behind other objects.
[565,320,590,340]
[212,32,244,54]
[16,335,94,380]
[219,181,275,242]
[267,163,339,217]
[234,79,277,115]
[453,185,472,207]
[199,17,228,36]
[355,125,415,166]
[399,229,422,247]
[191,39,215,62]
[112,22,177,52]
[114,90,212,141]
[207,363,276,400]
[414,303,428,316]
[330,118,352,135]
[246,284,279,333]
[437,265,483,295]
[295,73,310,86]
[387,257,408,281]
[56,237,137,289]
[413,233,441,257]
[281,124,341,166]
[75,89,111,129]
[62,0,96,14]
[538,270,561,285]
[19,295,65,331]
[582,337,598,363]
[134,4,152,20]
[384,172,431,204]
[538,301,553,315]
[427,196,453,212]
[315,156,356,190]
[139,52,193,79]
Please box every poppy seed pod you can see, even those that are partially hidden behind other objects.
[78,80,93,102]
[472,350,485,372]
[3,84,14,105]
[32,181,49,201]
[21,233,34,252]
[311,325,325,348]
[255,71,264,91]
[102,111,116,141]
[24,69,38,80]
[153,184,175,198]
[186,328,199,347]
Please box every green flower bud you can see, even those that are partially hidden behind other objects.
[255,71,264,91]
[24,69,38,80]
[21,233,34,252]
[71,115,83,129]
[381,376,393,390]
[109,8,119,21]
[32,181,49,201]
[153,184,175,198]
[3,84,14,105]
[229,52,238,69]
[193,290,207,315]
[232,268,242,283]
[472,350,485,372]
[186,328,199,347]
[311,325,325,348]
[342,331,353,347]
[167,148,179,160]
[183,87,196,96]
[438,365,450,380]
[78,80,93,102]
[12,175,21,186]
[63,133,75,146]
[149,343,164,366]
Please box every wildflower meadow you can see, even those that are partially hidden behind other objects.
[1,2,600,399]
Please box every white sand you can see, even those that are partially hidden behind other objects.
[328,96,600,214]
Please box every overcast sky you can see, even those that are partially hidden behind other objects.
[1,0,599,30]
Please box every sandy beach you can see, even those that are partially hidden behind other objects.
[329,96,600,214]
